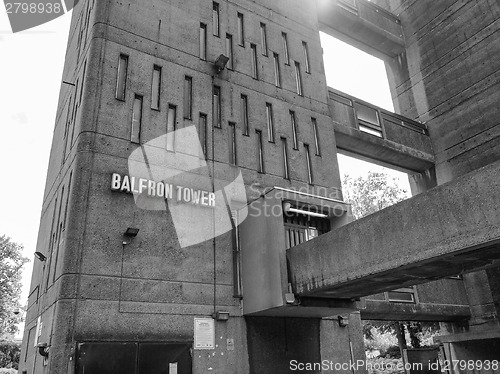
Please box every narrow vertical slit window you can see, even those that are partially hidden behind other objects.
[250,44,258,79]
[166,105,177,151]
[213,85,221,128]
[282,32,289,65]
[184,76,193,120]
[131,94,143,143]
[281,137,289,179]
[226,34,234,70]
[79,60,87,105]
[304,144,313,184]
[260,23,268,56]
[302,41,310,73]
[115,54,128,100]
[241,94,249,135]
[256,130,264,173]
[266,103,275,142]
[199,113,207,157]
[63,172,73,230]
[213,2,220,36]
[151,65,161,110]
[290,110,298,149]
[200,23,207,60]
[273,53,281,87]
[311,117,321,156]
[237,13,244,46]
[294,61,303,96]
[229,122,237,165]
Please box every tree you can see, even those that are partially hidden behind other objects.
[342,171,409,219]
[0,236,29,338]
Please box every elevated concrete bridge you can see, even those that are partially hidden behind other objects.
[287,160,500,299]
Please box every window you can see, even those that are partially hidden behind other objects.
[199,113,207,156]
[151,65,161,110]
[311,118,321,156]
[213,2,220,36]
[213,86,221,128]
[237,12,244,46]
[302,41,310,73]
[229,122,237,165]
[273,53,281,87]
[256,130,264,173]
[115,54,128,100]
[282,32,289,64]
[386,287,416,303]
[304,144,313,184]
[284,212,330,249]
[183,76,192,119]
[290,110,298,149]
[200,23,207,60]
[166,105,176,151]
[241,94,249,135]
[354,102,383,137]
[250,44,258,79]
[294,61,303,96]
[63,172,73,230]
[260,23,268,56]
[131,95,142,143]
[226,34,234,70]
[266,103,275,142]
[281,137,289,179]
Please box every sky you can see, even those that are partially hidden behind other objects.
[0,10,410,322]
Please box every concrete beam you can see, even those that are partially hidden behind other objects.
[288,160,500,299]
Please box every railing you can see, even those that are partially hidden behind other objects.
[328,88,433,154]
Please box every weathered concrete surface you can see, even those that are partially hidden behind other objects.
[288,160,500,299]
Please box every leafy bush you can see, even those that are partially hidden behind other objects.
[0,341,21,369]
[382,345,401,359]
[0,368,17,374]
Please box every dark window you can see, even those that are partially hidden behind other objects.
[273,53,281,87]
[256,130,264,173]
[131,94,143,143]
[304,144,313,184]
[213,2,220,36]
[237,13,244,46]
[294,61,303,96]
[284,211,330,249]
[200,23,207,60]
[151,65,161,110]
[281,137,289,179]
[282,32,289,65]
[302,41,310,73]
[183,76,193,119]
[354,102,383,137]
[199,113,207,156]
[213,85,221,128]
[167,104,176,151]
[250,43,258,79]
[290,110,298,149]
[226,34,234,70]
[266,103,274,142]
[115,54,128,100]
[241,94,249,135]
[387,287,416,303]
[311,117,320,156]
[260,22,268,56]
[229,122,237,165]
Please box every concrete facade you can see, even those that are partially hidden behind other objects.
[19,0,499,373]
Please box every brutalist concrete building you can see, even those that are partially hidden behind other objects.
[20,0,500,373]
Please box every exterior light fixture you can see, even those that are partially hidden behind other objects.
[213,311,230,321]
[36,342,49,357]
[283,202,328,218]
[214,54,229,73]
[34,252,47,262]
[338,316,349,327]
[124,227,139,237]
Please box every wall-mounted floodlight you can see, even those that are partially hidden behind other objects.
[213,311,230,321]
[36,342,49,357]
[124,227,139,237]
[34,252,47,262]
[283,202,328,218]
[338,316,349,327]
[214,54,229,73]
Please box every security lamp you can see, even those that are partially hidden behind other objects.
[214,54,229,73]
[36,342,49,357]
[213,311,230,321]
[338,316,349,327]
[34,252,47,262]
[124,227,139,237]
